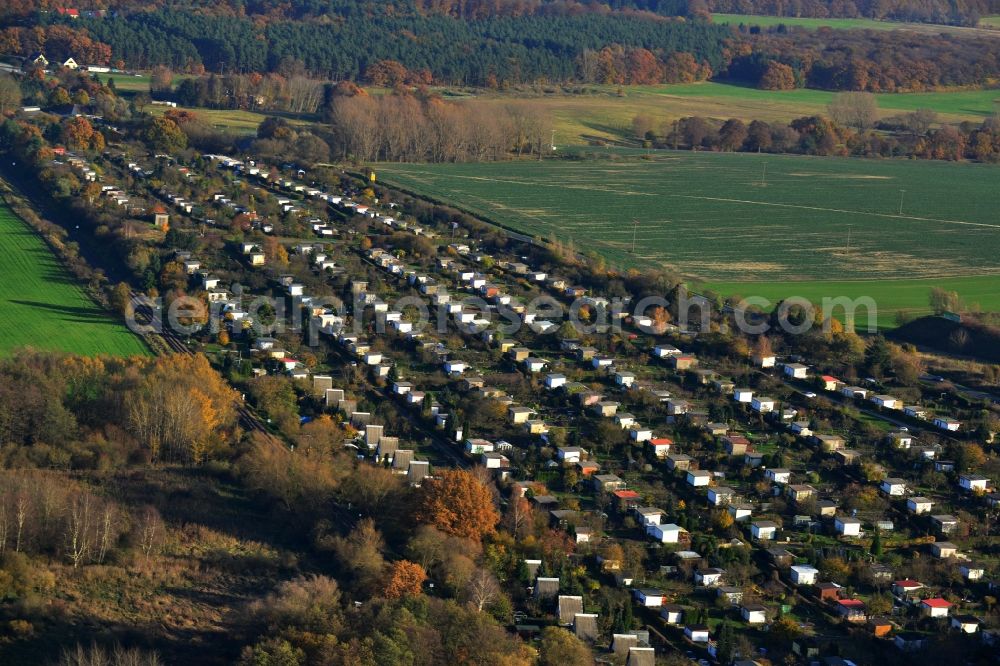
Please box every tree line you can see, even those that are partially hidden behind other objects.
[325,93,555,162]
[634,102,1000,162]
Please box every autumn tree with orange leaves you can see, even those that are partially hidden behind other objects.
[123,354,239,462]
[414,469,499,542]
[383,560,427,599]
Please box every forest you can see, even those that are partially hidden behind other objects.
[60,10,732,83]
[2,0,1000,91]
[727,28,1000,92]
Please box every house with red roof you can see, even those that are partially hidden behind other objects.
[836,599,866,622]
[892,579,924,597]
[820,375,842,391]
[920,598,952,618]
[612,489,640,510]
[648,437,673,458]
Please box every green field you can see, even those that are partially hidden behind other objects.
[0,202,149,357]
[378,152,1000,323]
[467,82,1000,146]
[713,12,1000,37]
[148,104,308,134]
[712,13,904,30]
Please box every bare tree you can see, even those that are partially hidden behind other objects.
[65,494,94,569]
[464,568,501,612]
[0,505,7,556]
[137,506,161,563]
[97,505,117,565]
[828,91,879,132]
[14,490,27,552]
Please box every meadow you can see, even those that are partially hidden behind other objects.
[712,13,907,30]
[713,13,1000,38]
[0,202,150,357]
[377,152,1000,324]
[467,82,1000,146]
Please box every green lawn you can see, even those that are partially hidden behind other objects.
[714,12,1000,38]
[712,13,903,30]
[701,275,1000,326]
[105,73,152,92]
[633,81,1000,118]
[148,104,309,134]
[0,202,149,357]
[377,153,1000,322]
